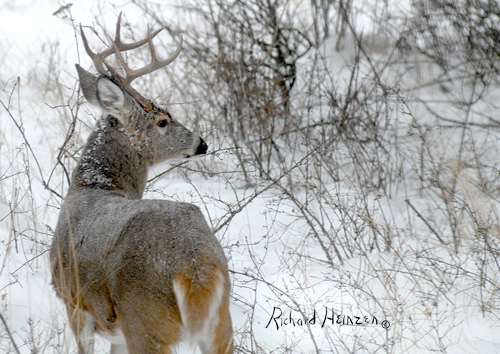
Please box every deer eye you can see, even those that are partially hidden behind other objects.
[157,119,168,128]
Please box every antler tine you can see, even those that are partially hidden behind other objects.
[112,12,164,53]
[80,24,109,75]
[118,33,183,88]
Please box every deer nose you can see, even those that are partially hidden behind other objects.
[195,138,208,155]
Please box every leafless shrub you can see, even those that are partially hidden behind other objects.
[398,0,500,82]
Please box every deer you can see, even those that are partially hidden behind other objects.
[50,13,233,354]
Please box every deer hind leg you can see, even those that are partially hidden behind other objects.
[213,294,234,354]
[199,293,234,354]
[114,293,182,354]
[173,269,234,354]
[66,306,96,354]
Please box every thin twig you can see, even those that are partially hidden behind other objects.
[0,85,62,199]
[405,199,446,245]
[0,312,21,354]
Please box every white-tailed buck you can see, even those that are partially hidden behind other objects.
[50,14,233,354]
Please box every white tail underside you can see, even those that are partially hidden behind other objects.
[173,270,225,347]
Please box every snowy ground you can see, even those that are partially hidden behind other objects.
[1,0,500,353]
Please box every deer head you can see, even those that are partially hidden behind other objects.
[76,13,207,164]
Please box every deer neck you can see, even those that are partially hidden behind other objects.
[69,116,149,199]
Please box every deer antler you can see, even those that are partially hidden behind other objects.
[80,12,183,109]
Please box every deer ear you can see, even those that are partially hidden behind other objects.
[76,64,133,123]
[76,64,99,106]
[95,77,133,119]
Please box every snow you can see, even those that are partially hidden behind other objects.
[1,0,500,353]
